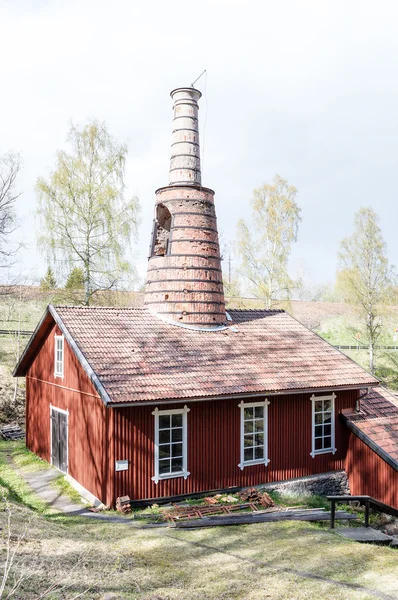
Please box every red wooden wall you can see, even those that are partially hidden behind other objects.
[26,322,112,503]
[112,390,358,502]
[345,432,398,509]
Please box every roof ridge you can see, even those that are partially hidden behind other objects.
[228,308,285,313]
[55,305,147,311]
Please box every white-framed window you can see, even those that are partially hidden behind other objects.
[54,334,64,378]
[238,400,270,470]
[151,405,190,484]
[310,393,336,457]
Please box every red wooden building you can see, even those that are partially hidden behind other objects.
[13,87,398,508]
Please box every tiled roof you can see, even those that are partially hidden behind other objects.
[345,387,398,465]
[45,306,377,404]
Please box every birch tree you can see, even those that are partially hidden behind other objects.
[338,207,396,373]
[236,175,301,308]
[36,120,140,304]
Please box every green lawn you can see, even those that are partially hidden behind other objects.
[1,442,398,600]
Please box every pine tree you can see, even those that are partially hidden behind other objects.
[40,267,57,291]
[65,267,85,290]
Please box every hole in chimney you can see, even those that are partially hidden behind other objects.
[151,204,172,257]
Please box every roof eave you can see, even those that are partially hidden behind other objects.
[341,413,398,473]
[108,383,377,407]
[13,305,53,377]
[14,304,112,407]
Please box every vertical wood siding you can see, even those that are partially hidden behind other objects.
[112,390,358,502]
[26,322,109,502]
[346,433,398,509]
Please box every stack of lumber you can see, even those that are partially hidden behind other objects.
[116,495,132,514]
[0,424,25,440]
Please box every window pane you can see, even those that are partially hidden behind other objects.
[315,425,323,438]
[159,429,170,444]
[171,428,182,443]
[315,400,323,412]
[254,419,264,433]
[254,445,264,460]
[324,436,332,448]
[254,406,264,419]
[324,424,331,436]
[244,434,253,448]
[323,400,332,411]
[159,459,170,474]
[171,457,183,472]
[244,407,254,420]
[315,438,323,450]
[159,444,170,459]
[159,415,170,430]
[244,420,254,434]
[255,433,264,446]
[171,443,183,458]
[324,413,332,424]
[315,413,323,424]
[172,414,182,428]
[244,448,254,462]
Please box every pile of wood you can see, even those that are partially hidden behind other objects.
[116,495,132,514]
[164,502,259,523]
[0,424,25,441]
[238,487,275,508]
[162,489,275,523]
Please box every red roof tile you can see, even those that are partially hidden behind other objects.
[345,387,398,466]
[35,306,377,404]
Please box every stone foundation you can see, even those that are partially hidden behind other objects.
[260,470,350,497]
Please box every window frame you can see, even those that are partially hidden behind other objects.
[238,399,270,470]
[151,405,190,484]
[310,393,337,458]
[54,334,64,378]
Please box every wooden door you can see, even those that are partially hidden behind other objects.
[51,408,68,473]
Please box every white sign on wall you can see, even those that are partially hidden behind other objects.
[115,460,128,472]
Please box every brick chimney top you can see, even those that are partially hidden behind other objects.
[144,86,226,330]
[169,87,202,186]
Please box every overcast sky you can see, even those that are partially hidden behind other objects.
[1,0,398,290]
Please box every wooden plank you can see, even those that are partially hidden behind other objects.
[172,510,357,529]
[335,527,393,545]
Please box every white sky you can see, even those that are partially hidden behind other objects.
[1,0,398,290]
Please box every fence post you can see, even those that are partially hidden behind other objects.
[330,500,336,529]
[364,500,370,527]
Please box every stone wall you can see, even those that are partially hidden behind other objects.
[260,470,350,497]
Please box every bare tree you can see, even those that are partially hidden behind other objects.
[0,152,22,268]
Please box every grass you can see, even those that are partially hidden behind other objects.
[0,441,48,514]
[51,473,84,504]
[1,444,398,598]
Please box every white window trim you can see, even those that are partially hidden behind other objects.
[310,393,337,458]
[54,334,64,378]
[151,405,190,484]
[238,399,270,470]
[49,404,69,473]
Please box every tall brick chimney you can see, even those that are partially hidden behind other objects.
[144,87,226,328]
